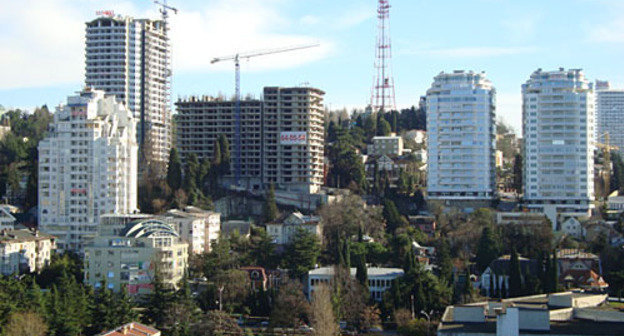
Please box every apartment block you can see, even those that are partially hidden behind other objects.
[426,71,497,204]
[369,133,405,156]
[0,229,56,275]
[166,206,220,254]
[84,218,188,294]
[85,15,171,166]
[38,89,138,252]
[176,86,325,193]
[596,84,624,157]
[522,68,595,227]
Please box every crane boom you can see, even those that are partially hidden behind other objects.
[210,43,320,187]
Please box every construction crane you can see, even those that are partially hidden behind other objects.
[210,43,320,186]
[594,132,619,199]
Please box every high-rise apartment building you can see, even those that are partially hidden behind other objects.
[85,15,171,166]
[596,83,624,157]
[38,88,138,252]
[522,68,595,227]
[426,71,497,205]
[176,86,325,193]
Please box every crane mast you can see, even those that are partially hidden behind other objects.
[210,43,319,187]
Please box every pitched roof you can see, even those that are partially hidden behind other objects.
[486,255,538,276]
[0,229,55,244]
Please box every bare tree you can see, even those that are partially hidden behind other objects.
[311,284,339,336]
[3,311,48,336]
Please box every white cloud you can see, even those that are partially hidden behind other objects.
[0,0,332,90]
[588,19,624,43]
[408,46,537,58]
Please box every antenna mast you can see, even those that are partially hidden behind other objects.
[371,0,396,113]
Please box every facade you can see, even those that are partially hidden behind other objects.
[437,292,621,336]
[522,68,595,228]
[496,212,549,226]
[166,206,220,254]
[176,86,325,193]
[307,267,404,302]
[266,211,321,245]
[369,133,405,156]
[38,89,138,252]
[0,229,56,275]
[426,71,497,203]
[84,218,188,294]
[478,255,537,297]
[557,249,607,291]
[596,88,624,157]
[0,206,16,230]
[85,15,171,165]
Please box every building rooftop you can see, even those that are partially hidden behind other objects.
[556,248,599,260]
[0,229,55,244]
[166,206,219,219]
[97,322,161,336]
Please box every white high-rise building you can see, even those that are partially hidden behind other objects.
[522,68,595,227]
[426,71,497,204]
[85,15,171,166]
[596,84,624,157]
[38,89,138,252]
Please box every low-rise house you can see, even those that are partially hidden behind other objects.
[0,229,55,275]
[369,133,406,156]
[557,249,608,291]
[84,218,188,294]
[307,266,404,302]
[266,211,321,245]
[558,216,585,239]
[496,212,549,226]
[364,154,422,187]
[607,191,624,218]
[221,220,252,238]
[437,292,622,335]
[478,255,538,297]
[97,322,161,336]
[408,215,436,237]
[166,207,220,254]
[241,266,268,291]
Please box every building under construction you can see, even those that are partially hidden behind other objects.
[175,87,325,194]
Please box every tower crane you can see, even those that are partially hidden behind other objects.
[210,43,320,186]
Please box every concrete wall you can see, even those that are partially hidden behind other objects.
[575,308,624,322]
[453,306,486,322]
[518,308,549,331]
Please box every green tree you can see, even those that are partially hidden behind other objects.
[270,279,310,327]
[476,226,500,273]
[167,148,183,191]
[437,239,453,284]
[383,199,408,232]
[282,227,321,280]
[513,154,523,194]
[90,279,118,334]
[377,118,391,136]
[3,311,48,336]
[263,184,278,223]
[217,134,231,174]
[144,270,173,329]
[355,253,369,294]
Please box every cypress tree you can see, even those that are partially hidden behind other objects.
[508,248,522,298]
[217,134,231,174]
[489,272,495,298]
[476,226,500,273]
[500,275,507,299]
[166,147,182,191]
[356,253,369,294]
[343,239,351,269]
[116,285,138,326]
[91,279,117,333]
[551,251,560,293]
[263,183,278,223]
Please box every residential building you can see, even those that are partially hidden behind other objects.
[522,68,595,228]
[496,212,549,226]
[426,71,497,206]
[221,219,252,238]
[38,89,138,252]
[364,154,423,187]
[84,218,188,294]
[606,190,624,218]
[0,229,56,275]
[556,249,607,291]
[437,292,622,336]
[307,267,404,302]
[369,133,405,156]
[176,86,325,193]
[0,206,16,230]
[166,207,220,254]
[97,322,161,336]
[558,216,585,239]
[85,14,171,166]
[404,129,426,145]
[408,215,436,237]
[478,255,538,297]
[596,87,624,157]
[266,211,321,245]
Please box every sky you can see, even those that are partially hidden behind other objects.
[1,0,624,133]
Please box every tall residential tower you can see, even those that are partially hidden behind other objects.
[38,89,138,252]
[85,15,171,167]
[426,71,497,206]
[522,68,595,227]
[596,82,624,157]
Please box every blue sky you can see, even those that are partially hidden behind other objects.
[1,0,624,132]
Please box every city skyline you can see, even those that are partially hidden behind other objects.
[2,0,624,132]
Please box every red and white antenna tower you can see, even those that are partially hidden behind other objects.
[370,0,396,113]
